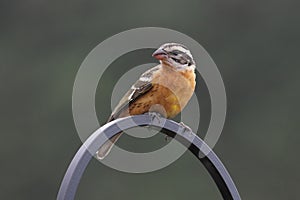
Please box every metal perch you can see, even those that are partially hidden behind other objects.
[57,114,241,200]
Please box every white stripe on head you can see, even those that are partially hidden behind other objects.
[161,43,193,59]
[139,76,151,82]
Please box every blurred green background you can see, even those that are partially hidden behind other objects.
[1,0,299,199]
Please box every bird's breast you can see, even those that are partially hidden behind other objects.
[151,67,196,118]
[127,66,195,118]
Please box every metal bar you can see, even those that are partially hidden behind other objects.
[57,114,241,200]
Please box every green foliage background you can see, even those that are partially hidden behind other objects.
[1,0,299,199]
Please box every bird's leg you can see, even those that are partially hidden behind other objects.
[145,112,160,131]
[145,112,159,131]
[148,111,163,125]
[144,111,162,132]
[179,122,193,133]
[147,112,171,141]
[164,135,171,142]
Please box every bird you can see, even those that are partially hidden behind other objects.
[96,43,196,159]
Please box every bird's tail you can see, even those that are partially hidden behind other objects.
[96,132,122,160]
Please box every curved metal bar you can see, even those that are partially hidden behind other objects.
[57,114,241,200]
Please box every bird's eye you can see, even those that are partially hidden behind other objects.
[170,50,181,56]
[171,57,187,65]
[171,57,181,63]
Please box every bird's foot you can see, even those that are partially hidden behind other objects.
[148,112,164,125]
[164,135,171,142]
[179,122,193,134]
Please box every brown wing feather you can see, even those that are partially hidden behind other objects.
[107,81,153,122]
[107,65,160,122]
[97,65,160,160]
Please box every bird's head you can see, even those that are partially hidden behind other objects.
[152,43,195,71]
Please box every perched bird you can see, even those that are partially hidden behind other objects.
[97,43,196,159]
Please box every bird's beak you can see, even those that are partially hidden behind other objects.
[152,49,168,60]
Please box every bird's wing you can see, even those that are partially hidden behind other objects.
[107,65,160,122]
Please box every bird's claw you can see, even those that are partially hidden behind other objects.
[164,135,171,142]
[148,112,163,125]
[179,122,193,134]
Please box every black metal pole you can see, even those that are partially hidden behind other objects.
[57,114,241,200]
